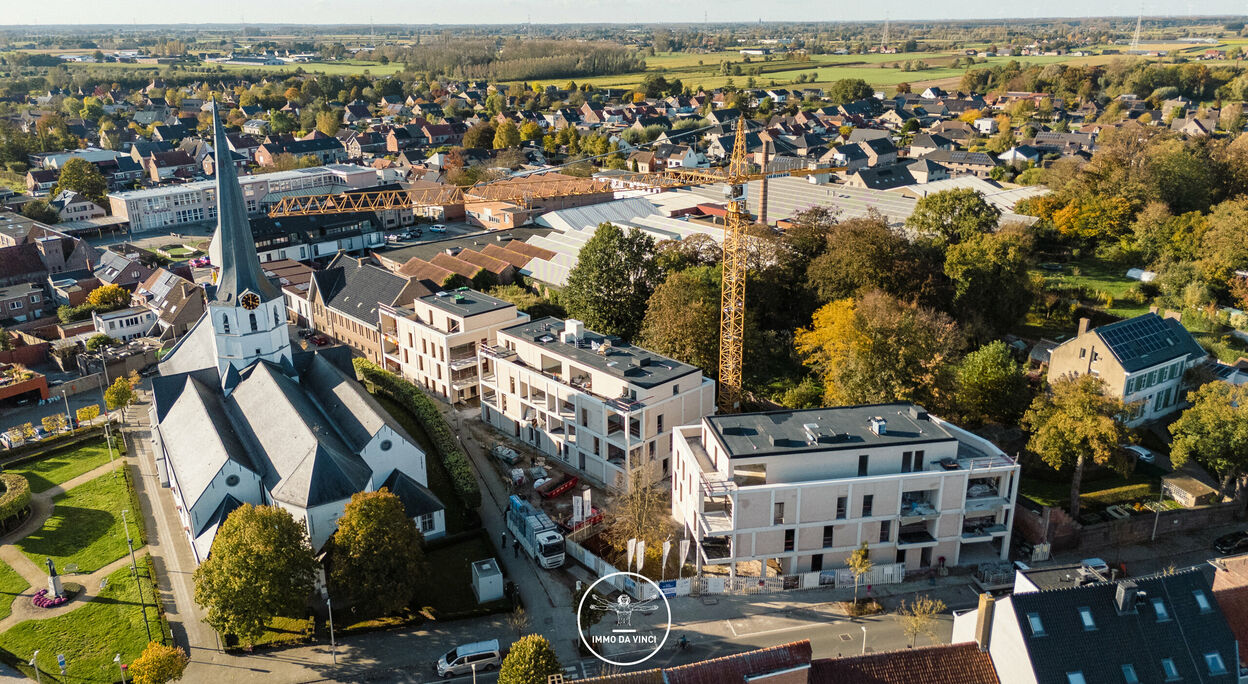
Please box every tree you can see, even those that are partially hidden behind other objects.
[86,283,131,310]
[130,642,189,684]
[314,110,341,137]
[519,121,542,141]
[1051,196,1134,243]
[898,595,948,647]
[905,188,1000,244]
[1169,382,1248,501]
[493,121,520,149]
[498,634,561,684]
[76,404,100,425]
[943,230,1033,338]
[52,157,107,205]
[104,375,134,411]
[463,122,497,149]
[41,413,66,435]
[86,333,116,352]
[486,285,566,319]
[827,78,874,104]
[847,542,872,610]
[268,110,297,135]
[955,341,1028,426]
[1022,375,1128,518]
[796,291,964,409]
[507,606,529,639]
[193,504,318,646]
[328,489,426,618]
[20,199,58,224]
[603,466,676,554]
[805,214,942,305]
[639,266,722,379]
[563,223,659,341]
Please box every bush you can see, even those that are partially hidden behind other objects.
[0,473,31,521]
[352,359,481,509]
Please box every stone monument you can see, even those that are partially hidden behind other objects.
[45,558,62,598]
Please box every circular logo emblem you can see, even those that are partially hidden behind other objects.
[576,572,671,667]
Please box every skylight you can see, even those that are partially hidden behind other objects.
[1027,613,1045,636]
[1152,598,1170,622]
[1078,606,1095,630]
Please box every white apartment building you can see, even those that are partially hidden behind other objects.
[380,288,529,404]
[671,403,1020,577]
[107,164,378,232]
[479,317,716,491]
[93,306,157,342]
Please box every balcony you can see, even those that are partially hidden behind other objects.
[449,356,478,371]
[698,509,734,536]
[700,536,733,562]
[451,377,478,392]
[481,389,497,406]
[965,479,1008,512]
[961,522,1007,542]
[899,501,939,524]
[897,529,939,548]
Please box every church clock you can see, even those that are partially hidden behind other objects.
[240,292,261,310]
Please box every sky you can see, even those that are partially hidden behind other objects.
[8,0,1246,26]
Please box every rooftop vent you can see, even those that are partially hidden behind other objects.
[869,416,887,436]
[909,406,929,421]
[802,422,819,444]
[1115,581,1142,614]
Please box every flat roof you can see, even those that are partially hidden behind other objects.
[500,316,698,390]
[707,403,956,459]
[378,227,554,264]
[108,164,373,200]
[0,282,41,297]
[420,288,515,318]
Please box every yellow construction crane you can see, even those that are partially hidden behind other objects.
[268,117,840,412]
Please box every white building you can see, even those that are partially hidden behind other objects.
[92,306,156,342]
[479,317,716,491]
[671,403,1021,577]
[380,289,529,404]
[107,164,378,232]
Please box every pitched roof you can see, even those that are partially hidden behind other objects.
[1213,554,1248,666]
[0,244,47,279]
[380,469,443,518]
[810,643,1000,684]
[315,253,426,325]
[580,641,811,684]
[1092,312,1206,373]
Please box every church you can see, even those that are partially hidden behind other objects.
[148,101,445,562]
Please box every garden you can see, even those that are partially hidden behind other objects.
[16,466,142,574]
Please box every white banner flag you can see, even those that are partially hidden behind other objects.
[626,538,637,573]
[572,496,583,524]
[583,489,592,515]
[661,540,672,572]
[635,540,646,572]
[680,539,690,567]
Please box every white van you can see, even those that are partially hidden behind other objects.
[436,639,501,678]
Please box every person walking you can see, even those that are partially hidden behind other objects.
[513,539,520,558]
[501,530,507,550]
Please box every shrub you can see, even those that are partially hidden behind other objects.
[352,359,482,509]
[0,472,32,521]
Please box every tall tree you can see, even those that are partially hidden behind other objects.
[1022,375,1128,518]
[943,229,1033,338]
[898,595,948,648]
[463,121,497,149]
[955,341,1029,426]
[104,375,134,411]
[52,157,108,205]
[493,121,521,149]
[805,214,944,305]
[1169,382,1248,502]
[563,223,659,341]
[498,634,561,684]
[329,489,426,618]
[20,199,58,224]
[193,504,318,646]
[130,642,189,684]
[86,283,131,310]
[315,110,341,137]
[905,188,1000,244]
[639,266,722,379]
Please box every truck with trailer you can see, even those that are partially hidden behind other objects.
[506,495,565,569]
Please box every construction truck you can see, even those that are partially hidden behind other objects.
[506,495,565,569]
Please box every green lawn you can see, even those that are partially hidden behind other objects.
[0,560,30,622]
[8,437,119,494]
[413,534,506,618]
[78,59,403,76]
[17,467,141,574]
[0,560,164,682]
[1032,259,1153,320]
[1020,464,1165,511]
[250,616,314,649]
[373,395,469,535]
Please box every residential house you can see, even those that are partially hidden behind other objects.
[379,288,529,404]
[254,137,346,167]
[907,158,950,184]
[241,119,270,136]
[306,253,430,364]
[1047,313,1207,426]
[247,211,385,263]
[342,101,372,124]
[858,137,898,166]
[671,403,1020,576]
[48,190,105,222]
[25,169,58,194]
[95,250,156,290]
[134,268,206,340]
[998,145,1041,166]
[479,317,716,491]
[846,164,916,190]
[146,150,199,182]
[921,149,997,178]
[909,133,955,158]
[0,282,46,322]
[92,306,156,342]
[0,217,95,285]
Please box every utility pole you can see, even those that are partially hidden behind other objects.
[1131,7,1144,52]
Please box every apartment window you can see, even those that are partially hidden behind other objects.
[1205,653,1227,676]
[1079,348,1086,359]
[835,496,847,520]
[858,454,869,477]
[773,502,785,525]
[878,520,890,543]
[657,414,664,432]
[1121,664,1139,684]
[914,450,924,470]
[1193,590,1212,613]
[1067,674,1086,684]
[861,494,873,518]
[783,529,795,552]
[1161,658,1179,681]
[902,451,912,473]
[1078,606,1095,630]
[822,525,835,548]
[581,409,589,427]
[1026,613,1045,636]
[672,384,679,396]
[1152,598,1170,622]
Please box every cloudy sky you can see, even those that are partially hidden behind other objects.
[8,0,1243,26]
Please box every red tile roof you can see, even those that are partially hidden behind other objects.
[1213,554,1248,666]
[809,642,999,684]
[579,641,812,684]
[480,242,532,268]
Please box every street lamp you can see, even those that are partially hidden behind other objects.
[121,510,152,642]
[113,654,126,684]
[320,587,336,664]
[29,650,40,684]
[860,625,867,655]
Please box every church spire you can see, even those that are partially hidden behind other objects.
[210,98,280,305]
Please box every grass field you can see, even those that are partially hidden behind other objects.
[76,59,404,76]
[250,616,315,649]
[0,560,164,682]
[1032,259,1153,319]
[414,534,505,618]
[17,467,140,574]
[8,437,118,494]
[0,560,30,623]
[1020,467,1163,510]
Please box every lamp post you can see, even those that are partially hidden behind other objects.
[62,392,73,435]
[860,625,867,655]
[113,654,126,684]
[29,650,40,684]
[320,587,336,664]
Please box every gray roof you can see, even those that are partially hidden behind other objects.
[1009,569,1237,684]
[160,374,256,505]
[381,470,443,518]
[501,316,699,390]
[157,314,217,376]
[197,494,244,537]
[209,99,281,305]
[300,352,416,452]
[421,288,516,319]
[706,403,955,459]
[923,149,997,167]
[314,254,416,326]
[1093,313,1206,373]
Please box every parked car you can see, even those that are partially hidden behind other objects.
[297,329,313,339]
[429,224,447,233]
[436,639,501,678]
[385,234,400,243]
[310,335,329,346]
[1080,558,1110,577]
[1122,444,1157,464]
[1214,531,1248,555]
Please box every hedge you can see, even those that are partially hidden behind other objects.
[0,424,113,467]
[1080,483,1154,508]
[0,472,31,521]
[352,359,482,510]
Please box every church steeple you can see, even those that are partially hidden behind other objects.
[209,98,281,305]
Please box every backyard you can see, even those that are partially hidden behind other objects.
[17,465,143,575]
[1019,461,1173,515]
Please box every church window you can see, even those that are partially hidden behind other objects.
[380,440,393,451]
[222,315,230,333]
[274,307,282,327]
[249,312,258,331]
[225,474,240,486]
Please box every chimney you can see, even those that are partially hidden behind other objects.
[1077,317,1090,336]
[1163,309,1182,322]
[974,593,995,652]
[1115,580,1140,615]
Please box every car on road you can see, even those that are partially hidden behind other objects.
[436,639,501,678]
[1215,530,1248,555]
[429,224,447,233]
[1122,444,1157,464]
[385,234,400,243]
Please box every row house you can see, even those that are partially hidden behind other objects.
[254,137,347,167]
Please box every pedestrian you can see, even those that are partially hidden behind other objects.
[501,530,507,549]
[513,539,520,558]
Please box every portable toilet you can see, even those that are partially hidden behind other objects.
[471,558,504,603]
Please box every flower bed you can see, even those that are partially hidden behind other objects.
[31,588,68,609]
